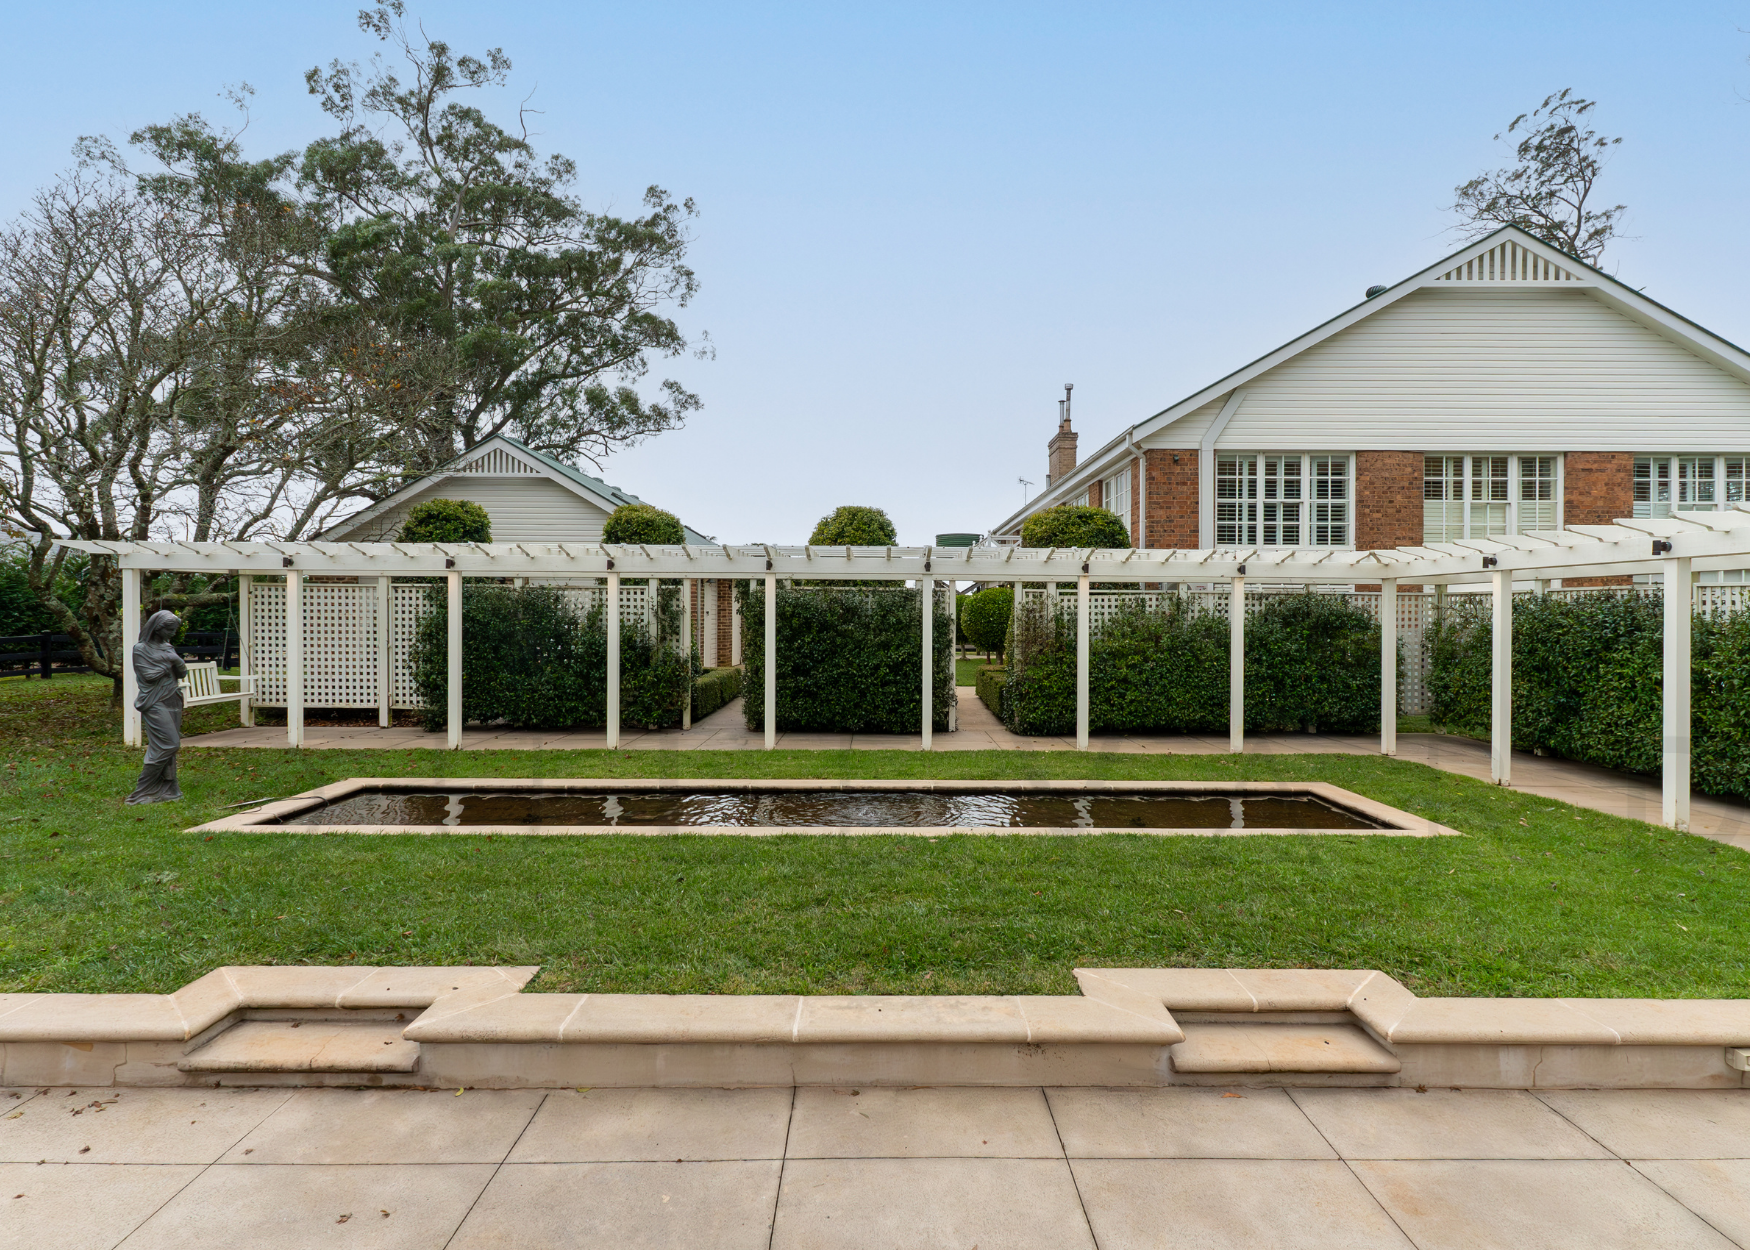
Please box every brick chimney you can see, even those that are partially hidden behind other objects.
[1046,384,1077,486]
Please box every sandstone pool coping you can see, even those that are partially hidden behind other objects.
[188,777,1463,838]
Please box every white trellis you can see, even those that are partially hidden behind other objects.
[65,513,1750,831]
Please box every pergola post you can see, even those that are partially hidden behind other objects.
[445,571,462,750]
[1075,572,1090,750]
[921,578,934,750]
[606,571,620,750]
[238,574,254,727]
[764,572,776,750]
[1228,573,1245,753]
[946,580,958,732]
[1380,578,1397,756]
[375,575,391,728]
[1490,568,1512,785]
[1012,580,1024,669]
[1663,557,1693,830]
[682,577,694,731]
[286,569,304,749]
[121,566,142,746]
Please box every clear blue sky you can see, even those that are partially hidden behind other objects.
[7,2,1749,543]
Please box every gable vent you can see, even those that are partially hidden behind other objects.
[1435,239,1579,284]
[456,448,540,474]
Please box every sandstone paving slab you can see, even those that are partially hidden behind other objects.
[179,1020,419,1073]
[115,1163,494,1249]
[770,1157,1094,1250]
[1290,1088,1612,1159]
[0,1087,291,1164]
[448,1160,779,1250]
[220,1088,544,1164]
[1350,1159,1737,1250]
[786,1087,1062,1159]
[1046,1088,1337,1159]
[1,1161,203,1250]
[1536,1090,1750,1158]
[1634,1160,1750,1246]
[508,1088,792,1162]
[1071,1159,1413,1249]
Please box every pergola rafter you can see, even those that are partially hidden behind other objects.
[60,505,1750,831]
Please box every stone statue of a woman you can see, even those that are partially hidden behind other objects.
[128,610,187,804]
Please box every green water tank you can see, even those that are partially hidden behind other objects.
[934,533,980,547]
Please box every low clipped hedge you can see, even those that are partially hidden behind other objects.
[738,584,954,732]
[411,583,689,731]
[975,665,1008,718]
[1004,592,1384,736]
[692,665,744,719]
[1429,591,1750,799]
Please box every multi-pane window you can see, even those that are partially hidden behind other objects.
[1216,454,1348,547]
[1102,467,1131,537]
[1423,454,1559,542]
[1634,456,1750,516]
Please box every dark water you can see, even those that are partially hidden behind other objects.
[277,790,1384,829]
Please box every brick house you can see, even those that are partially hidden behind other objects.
[990,226,1750,585]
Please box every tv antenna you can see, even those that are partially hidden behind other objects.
[1018,476,1034,503]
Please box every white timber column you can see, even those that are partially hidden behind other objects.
[1490,568,1512,785]
[1075,572,1091,750]
[237,574,254,727]
[606,571,621,750]
[1663,556,1693,830]
[764,572,777,750]
[375,576,391,727]
[286,569,304,749]
[682,578,694,731]
[121,565,142,746]
[445,571,462,750]
[921,578,934,750]
[1228,573,1245,753]
[1380,578,1398,757]
[1012,580,1024,669]
[946,580,958,732]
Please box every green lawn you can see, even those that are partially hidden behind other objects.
[2,674,1746,1001]
[955,656,995,686]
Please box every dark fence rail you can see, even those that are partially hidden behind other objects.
[0,630,236,680]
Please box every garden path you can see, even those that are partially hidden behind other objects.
[181,692,1750,849]
[7,1083,1748,1248]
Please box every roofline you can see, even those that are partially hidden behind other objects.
[990,224,1750,533]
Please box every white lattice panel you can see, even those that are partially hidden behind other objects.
[249,582,289,705]
[249,582,381,709]
[389,584,433,708]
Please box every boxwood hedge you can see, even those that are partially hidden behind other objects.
[738,583,954,732]
[411,583,689,731]
[1003,591,1385,735]
[691,665,744,720]
[1428,590,1750,799]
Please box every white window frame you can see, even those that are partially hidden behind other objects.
[1634,454,1750,517]
[1422,454,1563,543]
[1215,452,1352,549]
[1102,466,1132,538]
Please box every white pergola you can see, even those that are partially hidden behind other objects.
[62,506,1750,831]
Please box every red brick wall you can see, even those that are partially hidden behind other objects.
[1087,479,1103,509]
[1564,453,1636,586]
[715,579,736,665]
[1143,449,1199,548]
[1354,452,1424,552]
[1131,455,1143,541]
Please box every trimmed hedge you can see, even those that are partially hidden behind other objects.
[1004,592,1384,735]
[692,665,744,719]
[961,586,1012,660]
[1020,504,1129,549]
[604,503,684,545]
[738,584,954,732]
[810,505,897,546]
[400,498,491,544]
[975,665,1007,718]
[1428,591,1750,800]
[411,583,688,731]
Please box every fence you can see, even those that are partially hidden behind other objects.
[243,580,654,710]
[0,629,234,680]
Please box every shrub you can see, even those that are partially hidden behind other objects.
[692,665,744,719]
[1003,591,1382,735]
[961,587,1013,660]
[604,503,685,545]
[810,505,898,546]
[975,665,1007,718]
[738,584,953,731]
[411,583,688,730]
[1428,590,1750,800]
[399,498,492,544]
[1020,505,1129,550]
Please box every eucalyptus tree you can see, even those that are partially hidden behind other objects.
[1451,89,1626,265]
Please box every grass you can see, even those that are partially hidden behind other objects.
[2,674,1747,1001]
[955,656,996,686]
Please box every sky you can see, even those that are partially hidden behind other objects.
[6,2,1750,544]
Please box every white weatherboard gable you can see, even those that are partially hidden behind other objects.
[992,225,1750,536]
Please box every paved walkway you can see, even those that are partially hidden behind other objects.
[7,1083,1749,1248]
[185,690,1750,848]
